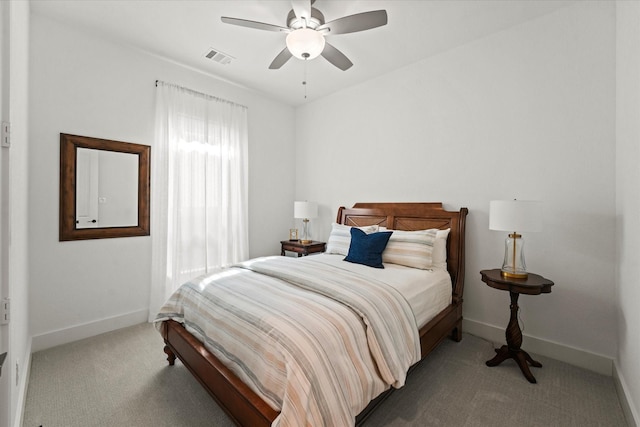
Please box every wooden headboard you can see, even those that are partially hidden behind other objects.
[336,202,468,303]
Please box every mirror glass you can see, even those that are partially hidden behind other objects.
[75,148,139,228]
[60,133,150,241]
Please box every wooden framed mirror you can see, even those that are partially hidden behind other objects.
[59,133,150,241]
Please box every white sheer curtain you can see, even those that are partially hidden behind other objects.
[149,82,249,320]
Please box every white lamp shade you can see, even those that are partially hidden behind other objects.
[286,28,325,60]
[294,201,318,219]
[489,200,542,232]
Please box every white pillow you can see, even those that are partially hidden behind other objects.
[382,229,438,269]
[325,223,379,255]
[378,228,450,270]
[432,228,450,270]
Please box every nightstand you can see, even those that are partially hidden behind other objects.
[480,269,554,383]
[280,240,326,257]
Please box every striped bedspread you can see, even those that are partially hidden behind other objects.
[155,255,421,427]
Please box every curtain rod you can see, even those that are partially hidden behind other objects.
[155,80,247,109]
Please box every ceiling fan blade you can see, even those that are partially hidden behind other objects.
[291,0,312,22]
[317,10,388,35]
[269,47,293,69]
[221,17,289,32]
[321,42,353,71]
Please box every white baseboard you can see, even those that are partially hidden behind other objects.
[613,361,639,427]
[31,309,149,353]
[462,318,613,376]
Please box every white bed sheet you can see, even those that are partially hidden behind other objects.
[301,254,452,329]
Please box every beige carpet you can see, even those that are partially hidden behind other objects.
[24,322,628,426]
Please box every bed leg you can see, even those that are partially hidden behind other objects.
[164,345,176,366]
[451,321,462,342]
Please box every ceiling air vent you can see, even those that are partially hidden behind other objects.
[204,48,234,65]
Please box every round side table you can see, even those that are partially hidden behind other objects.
[480,269,554,383]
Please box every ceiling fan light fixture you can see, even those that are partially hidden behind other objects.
[286,28,325,60]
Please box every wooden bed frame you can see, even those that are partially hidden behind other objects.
[160,202,468,426]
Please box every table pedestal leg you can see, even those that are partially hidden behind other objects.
[485,291,542,383]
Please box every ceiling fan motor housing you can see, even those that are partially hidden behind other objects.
[287,7,325,30]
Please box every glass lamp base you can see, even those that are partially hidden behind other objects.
[300,219,311,245]
[501,233,528,279]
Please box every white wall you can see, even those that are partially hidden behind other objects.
[0,7,10,426]
[1,2,31,427]
[28,12,295,349]
[295,2,616,370]
[616,1,640,425]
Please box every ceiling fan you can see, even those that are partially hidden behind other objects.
[221,0,388,71]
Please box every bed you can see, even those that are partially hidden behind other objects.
[156,202,468,426]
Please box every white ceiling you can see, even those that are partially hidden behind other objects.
[30,0,576,106]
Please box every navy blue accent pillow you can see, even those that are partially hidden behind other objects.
[344,228,393,268]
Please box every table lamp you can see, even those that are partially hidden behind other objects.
[489,200,542,279]
[294,201,318,244]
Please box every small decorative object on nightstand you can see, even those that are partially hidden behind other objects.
[281,240,326,257]
[480,268,553,383]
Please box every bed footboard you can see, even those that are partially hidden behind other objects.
[161,320,277,427]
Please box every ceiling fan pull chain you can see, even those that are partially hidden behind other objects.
[302,53,309,99]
